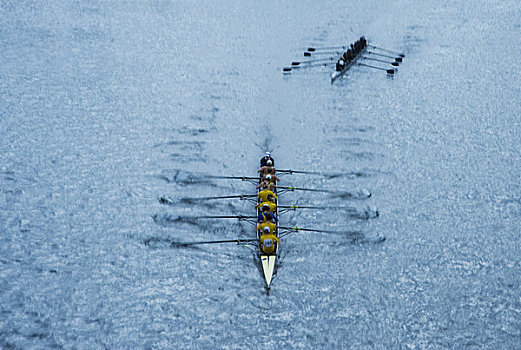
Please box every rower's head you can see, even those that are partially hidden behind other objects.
[262,204,270,211]
[263,226,271,234]
[266,159,273,166]
[265,152,271,158]
[265,174,272,181]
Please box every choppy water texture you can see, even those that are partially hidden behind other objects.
[1,0,520,348]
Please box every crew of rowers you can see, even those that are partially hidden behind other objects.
[335,36,367,72]
[256,152,280,254]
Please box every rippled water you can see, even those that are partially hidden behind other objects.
[1,0,520,348]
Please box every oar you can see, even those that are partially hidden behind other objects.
[279,226,351,235]
[306,46,347,52]
[278,186,344,194]
[278,186,371,199]
[173,215,257,220]
[279,204,378,218]
[180,194,257,202]
[277,169,339,176]
[362,56,399,67]
[277,169,366,179]
[172,238,258,247]
[357,63,395,75]
[279,205,357,211]
[206,175,258,181]
[367,44,405,57]
[367,51,402,62]
[304,50,341,57]
[291,57,335,66]
[283,62,334,72]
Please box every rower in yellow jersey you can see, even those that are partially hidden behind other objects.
[257,220,276,235]
[258,188,277,203]
[256,201,277,214]
[258,226,280,254]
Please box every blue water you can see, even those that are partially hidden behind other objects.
[1,0,520,348]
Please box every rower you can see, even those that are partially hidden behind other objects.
[262,173,280,184]
[256,180,269,190]
[257,203,278,223]
[258,160,275,175]
[256,180,270,190]
[257,181,277,193]
[259,227,280,254]
[256,200,277,214]
[260,152,275,167]
[257,220,277,235]
[258,188,277,203]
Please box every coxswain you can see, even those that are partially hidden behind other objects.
[259,227,280,254]
[260,152,275,167]
[336,59,345,72]
[258,188,277,203]
[257,203,278,223]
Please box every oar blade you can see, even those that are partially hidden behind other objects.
[387,69,395,75]
[304,52,312,57]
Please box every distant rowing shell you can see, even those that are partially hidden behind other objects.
[331,46,368,83]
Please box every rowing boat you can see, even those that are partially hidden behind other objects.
[330,46,368,83]
[163,157,383,291]
[257,160,279,289]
